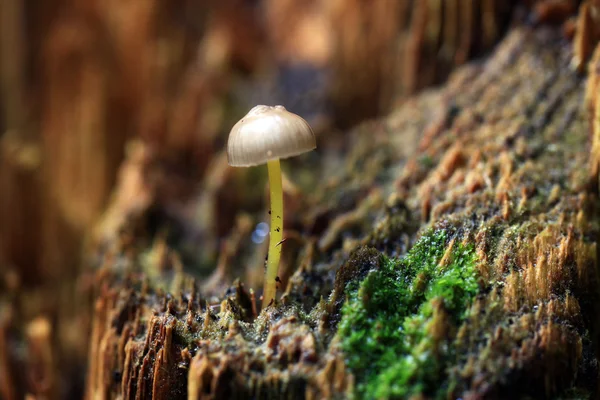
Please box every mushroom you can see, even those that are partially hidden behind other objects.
[227,105,316,308]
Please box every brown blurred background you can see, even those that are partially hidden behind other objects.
[1,0,559,398]
[0,0,520,287]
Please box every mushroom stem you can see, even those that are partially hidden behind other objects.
[263,158,283,308]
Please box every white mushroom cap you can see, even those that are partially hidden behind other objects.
[227,105,316,167]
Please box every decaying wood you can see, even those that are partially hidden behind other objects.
[85,22,600,399]
[3,2,600,399]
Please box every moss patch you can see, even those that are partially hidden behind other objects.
[338,230,479,399]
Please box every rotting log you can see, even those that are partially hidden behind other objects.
[84,22,600,399]
[2,2,600,399]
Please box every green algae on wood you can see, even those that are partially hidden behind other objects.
[338,230,479,399]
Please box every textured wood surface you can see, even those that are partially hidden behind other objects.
[3,1,600,399]
[84,23,600,399]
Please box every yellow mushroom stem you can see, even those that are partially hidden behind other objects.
[263,158,283,308]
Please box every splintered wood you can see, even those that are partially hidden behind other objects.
[86,25,600,399]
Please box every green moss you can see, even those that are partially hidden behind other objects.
[338,230,479,399]
[418,154,435,168]
[555,388,591,400]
